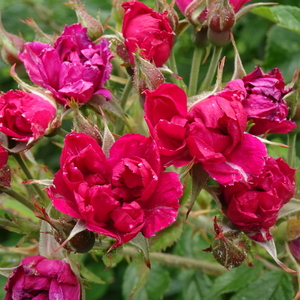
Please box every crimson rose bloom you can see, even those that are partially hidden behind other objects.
[0,90,56,142]
[19,24,113,106]
[47,132,182,248]
[144,83,192,167]
[186,89,267,185]
[225,67,296,135]
[121,1,174,67]
[220,156,296,241]
[4,256,80,300]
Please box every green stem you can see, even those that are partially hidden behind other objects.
[123,246,225,274]
[0,187,35,211]
[188,47,203,97]
[168,49,186,91]
[287,132,297,168]
[13,154,48,205]
[199,46,222,92]
[121,76,133,109]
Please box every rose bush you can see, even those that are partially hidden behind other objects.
[4,256,80,300]
[19,24,113,106]
[225,67,296,135]
[121,0,174,67]
[220,156,296,241]
[0,90,56,143]
[47,132,182,248]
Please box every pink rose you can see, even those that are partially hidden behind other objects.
[0,90,56,142]
[121,1,174,67]
[19,24,113,106]
[225,67,296,135]
[47,132,182,248]
[187,90,267,185]
[4,256,80,300]
[144,83,192,167]
[220,156,296,241]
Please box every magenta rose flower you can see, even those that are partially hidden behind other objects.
[4,256,80,300]
[47,132,182,248]
[0,90,56,143]
[19,24,113,106]
[121,1,174,67]
[144,83,192,167]
[225,67,296,135]
[220,156,296,241]
[186,89,267,185]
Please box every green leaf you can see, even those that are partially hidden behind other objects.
[252,5,300,34]
[128,232,150,268]
[122,256,150,300]
[279,198,300,218]
[144,263,171,300]
[230,270,294,300]
[263,25,300,81]
[123,262,171,300]
[149,219,183,252]
[206,262,263,299]
[180,270,213,300]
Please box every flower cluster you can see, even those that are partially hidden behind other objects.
[0,0,298,298]
[47,132,182,248]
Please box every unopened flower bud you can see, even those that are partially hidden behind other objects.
[67,0,104,40]
[207,0,235,32]
[155,0,179,32]
[133,52,165,95]
[0,13,25,65]
[203,218,250,269]
[207,28,230,47]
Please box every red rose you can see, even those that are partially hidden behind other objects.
[144,83,192,167]
[187,90,266,185]
[0,90,56,142]
[121,1,174,67]
[220,156,296,241]
[4,256,80,300]
[47,132,182,248]
[225,67,296,135]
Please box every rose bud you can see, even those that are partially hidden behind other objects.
[203,218,250,269]
[207,0,235,32]
[225,67,296,135]
[290,237,300,261]
[0,13,25,65]
[220,156,296,241]
[121,1,174,67]
[0,145,10,187]
[68,0,104,40]
[4,256,81,300]
[19,24,113,106]
[0,90,56,147]
[175,0,251,28]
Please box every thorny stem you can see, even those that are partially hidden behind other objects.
[0,187,35,211]
[13,153,48,206]
[287,132,297,168]
[188,46,203,97]
[123,246,226,274]
[199,46,222,93]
